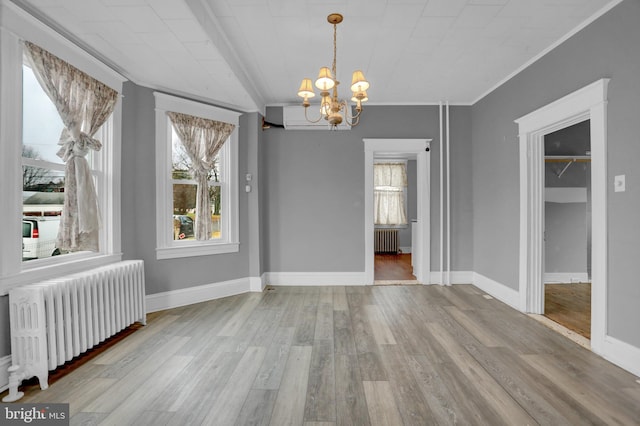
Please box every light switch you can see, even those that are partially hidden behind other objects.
[614,175,625,192]
[245,173,252,182]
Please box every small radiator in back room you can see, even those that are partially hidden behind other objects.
[375,229,399,254]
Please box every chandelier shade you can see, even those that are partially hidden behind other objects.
[295,13,369,129]
[297,78,315,99]
[315,67,335,91]
[350,70,369,93]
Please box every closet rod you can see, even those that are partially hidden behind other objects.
[544,155,591,162]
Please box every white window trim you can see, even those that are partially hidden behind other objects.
[154,92,240,260]
[0,1,126,295]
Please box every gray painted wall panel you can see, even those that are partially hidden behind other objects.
[397,160,417,250]
[0,296,8,357]
[121,82,252,294]
[449,107,474,272]
[263,105,474,273]
[471,0,640,346]
[545,202,588,274]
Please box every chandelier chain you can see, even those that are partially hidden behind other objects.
[332,22,337,77]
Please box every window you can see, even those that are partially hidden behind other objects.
[0,1,125,291]
[154,93,240,259]
[171,126,222,241]
[374,162,408,226]
[21,63,107,261]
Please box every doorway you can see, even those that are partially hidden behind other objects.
[363,139,431,285]
[515,79,608,353]
[543,120,592,339]
[373,159,418,284]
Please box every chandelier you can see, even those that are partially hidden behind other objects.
[296,13,370,129]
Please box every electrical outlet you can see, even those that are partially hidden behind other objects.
[614,175,625,192]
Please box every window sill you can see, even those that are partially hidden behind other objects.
[1,253,123,296]
[156,242,239,260]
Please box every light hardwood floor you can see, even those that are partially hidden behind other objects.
[10,285,640,425]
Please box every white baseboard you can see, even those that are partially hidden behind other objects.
[249,276,265,292]
[264,272,366,286]
[0,355,11,393]
[472,272,520,310]
[146,277,251,313]
[600,335,640,378]
[429,271,474,285]
[399,246,411,254]
[544,272,590,283]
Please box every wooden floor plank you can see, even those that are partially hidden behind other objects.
[334,354,370,426]
[363,305,397,345]
[90,314,180,365]
[164,351,244,426]
[253,327,295,390]
[379,346,437,425]
[427,322,537,424]
[333,310,357,356]
[443,305,504,348]
[218,293,264,336]
[235,389,278,426]
[304,339,336,422]
[293,304,318,346]
[269,346,313,426]
[314,302,334,341]
[81,335,191,413]
[408,354,477,425]
[202,346,267,425]
[362,381,404,426]
[522,353,640,424]
[332,286,349,311]
[96,355,192,425]
[149,336,232,413]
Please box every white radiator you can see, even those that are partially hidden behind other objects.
[375,229,399,254]
[2,260,146,402]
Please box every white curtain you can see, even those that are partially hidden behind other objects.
[23,41,118,252]
[374,163,407,225]
[167,111,235,240]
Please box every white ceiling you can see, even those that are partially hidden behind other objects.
[17,0,617,112]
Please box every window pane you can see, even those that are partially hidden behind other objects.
[210,185,221,239]
[22,64,70,262]
[22,65,64,164]
[172,183,222,240]
[173,183,196,215]
[171,127,220,181]
[173,183,195,240]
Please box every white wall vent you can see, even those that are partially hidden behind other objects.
[283,106,351,130]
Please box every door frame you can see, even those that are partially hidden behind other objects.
[363,138,431,285]
[515,79,609,352]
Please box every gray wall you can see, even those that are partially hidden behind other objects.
[545,202,588,274]
[262,105,474,273]
[471,0,640,346]
[0,296,8,357]
[121,82,255,294]
[397,160,417,251]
